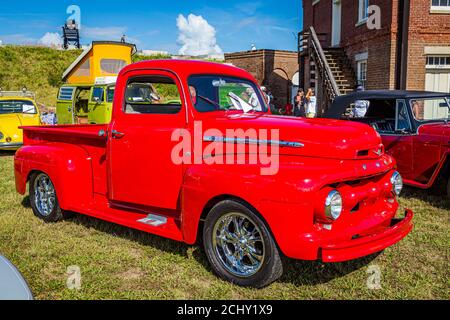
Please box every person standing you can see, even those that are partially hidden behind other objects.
[294,89,306,117]
[305,88,317,118]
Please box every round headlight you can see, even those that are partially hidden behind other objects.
[325,190,343,220]
[391,171,403,196]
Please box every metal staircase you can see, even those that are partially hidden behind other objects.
[299,27,357,113]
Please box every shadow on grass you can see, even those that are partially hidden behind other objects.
[190,243,381,286]
[19,196,386,287]
[278,253,380,286]
[21,196,31,208]
[0,151,15,157]
[402,181,449,210]
[67,213,192,259]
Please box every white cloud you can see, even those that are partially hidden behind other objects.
[0,34,37,45]
[39,32,63,48]
[176,14,223,57]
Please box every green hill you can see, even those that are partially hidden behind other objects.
[0,46,171,108]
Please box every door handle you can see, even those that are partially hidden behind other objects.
[112,130,125,139]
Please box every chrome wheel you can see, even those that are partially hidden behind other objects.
[212,212,265,278]
[33,174,56,217]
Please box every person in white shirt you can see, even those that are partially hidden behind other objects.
[306,88,317,118]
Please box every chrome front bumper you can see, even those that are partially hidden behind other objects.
[0,142,23,150]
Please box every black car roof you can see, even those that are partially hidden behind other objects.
[337,90,449,100]
[325,90,449,119]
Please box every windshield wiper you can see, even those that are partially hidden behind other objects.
[197,95,234,111]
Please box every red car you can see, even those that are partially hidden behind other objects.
[325,91,450,200]
[14,61,413,288]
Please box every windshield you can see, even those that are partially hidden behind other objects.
[107,86,115,103]
[0,100,37,115]
[188,75,267,113]
[411,97,450,122]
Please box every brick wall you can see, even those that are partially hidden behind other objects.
[303,0,333,46]
[302,0,450,91]
[225,50,299,107]
[406,0,450,90]
[340,0,397,89]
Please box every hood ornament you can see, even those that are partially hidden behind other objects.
[373,148,383,157]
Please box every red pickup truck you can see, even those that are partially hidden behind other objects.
[14,60,413,288]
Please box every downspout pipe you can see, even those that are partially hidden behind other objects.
[396,0,410,89]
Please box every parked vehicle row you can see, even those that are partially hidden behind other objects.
[14,60,414,287]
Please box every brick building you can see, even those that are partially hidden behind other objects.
[300,0,450,112]
[225,50,299,108]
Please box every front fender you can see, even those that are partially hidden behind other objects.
[180,163,319,257]
[180,155,396,259]
[14,143,94,211]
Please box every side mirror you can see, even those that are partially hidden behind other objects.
[396,128,411,135]
[93,97,101,104]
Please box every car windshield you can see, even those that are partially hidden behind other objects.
[188,75,267,113]
[0,100,37,115]
[411,97,450,122]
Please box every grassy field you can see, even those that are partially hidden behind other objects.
[0,152,448,300]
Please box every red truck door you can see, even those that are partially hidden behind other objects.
[107,70,186,210]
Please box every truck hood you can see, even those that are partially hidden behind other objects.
[199,113,384,160]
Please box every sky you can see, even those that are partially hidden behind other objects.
[0,0,302,55]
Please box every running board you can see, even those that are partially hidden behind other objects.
[137,214,168,227]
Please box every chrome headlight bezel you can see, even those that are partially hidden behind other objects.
[391,171,403,196]
[325,190,343,221]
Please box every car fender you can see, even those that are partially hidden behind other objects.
[180,163,318,258]
[15,143,94,211]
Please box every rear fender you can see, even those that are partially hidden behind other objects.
[15,143,94,211]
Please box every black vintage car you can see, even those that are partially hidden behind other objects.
[324,90,450,198]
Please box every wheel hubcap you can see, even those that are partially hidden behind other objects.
[33,174,56,217]
[212,212,265,278]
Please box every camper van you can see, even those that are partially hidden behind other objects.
[56,81,116,125]
[56,41,136,125]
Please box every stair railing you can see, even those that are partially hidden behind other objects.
[299,26,341,107]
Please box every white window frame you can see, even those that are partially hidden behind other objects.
[357,0,370,25]
[426,56,450,69]
[357,60,368,87]
[431,0,450,14]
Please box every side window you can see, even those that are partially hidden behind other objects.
[396,100,412,132]
[92,87,105,102]
[58,87,75,101]
[107,86,115,102]
[124,76,182,115]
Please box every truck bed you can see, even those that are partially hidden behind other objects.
[21,124,108,145]
[19,124,109,196]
